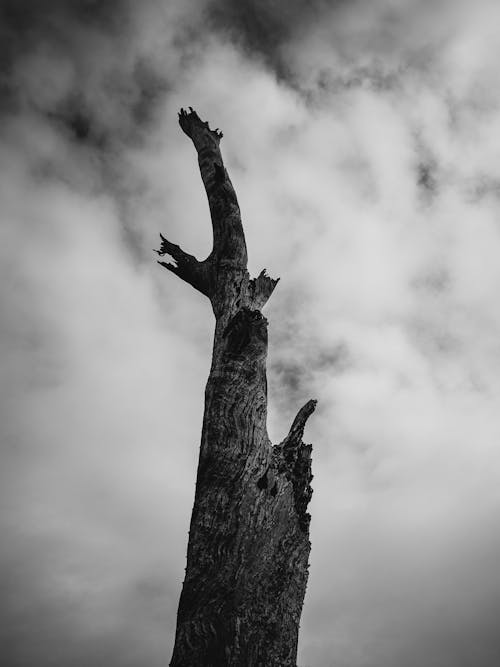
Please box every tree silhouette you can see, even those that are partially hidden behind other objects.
[157,108,316,666]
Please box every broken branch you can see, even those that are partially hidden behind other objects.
[283,399,318,450]
[247,269,280,310]
[155,233,211,297]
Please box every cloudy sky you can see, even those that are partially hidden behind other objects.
[2,0,500,665]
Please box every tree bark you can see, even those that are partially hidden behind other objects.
[157,108,316,667]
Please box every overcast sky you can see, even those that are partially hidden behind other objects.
[2,1,500,665]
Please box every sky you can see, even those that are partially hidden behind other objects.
[1,0,500,665]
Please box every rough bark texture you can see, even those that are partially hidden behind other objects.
[157,108,316,667]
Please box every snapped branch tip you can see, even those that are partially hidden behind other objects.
[283,399,317,449]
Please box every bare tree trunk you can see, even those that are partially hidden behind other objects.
[157,108,316,667]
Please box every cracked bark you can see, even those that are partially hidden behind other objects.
[158,108,316,667]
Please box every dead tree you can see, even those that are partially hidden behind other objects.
[156,108,316,666]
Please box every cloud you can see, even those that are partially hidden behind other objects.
[206,0,345,80]
[0,114,209,664]
[2,1,500,666]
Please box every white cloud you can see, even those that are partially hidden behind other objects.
[2,1,500,665]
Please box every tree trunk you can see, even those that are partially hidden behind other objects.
[157,108,316,667]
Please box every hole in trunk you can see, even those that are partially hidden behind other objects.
[257,471,268,490]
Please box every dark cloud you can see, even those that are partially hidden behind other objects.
[417,161,438,194]
[206,0,347,81]
[0,0,181,266]
[1,0,125,24]
[0,0,168,150]
[208,0,327,52]
[0,0,127,87]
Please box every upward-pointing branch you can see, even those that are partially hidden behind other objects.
[157,109,279,317]
[283,399,318,450]
[178,107,247,271]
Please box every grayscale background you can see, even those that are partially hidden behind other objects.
[1,1,500,665]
